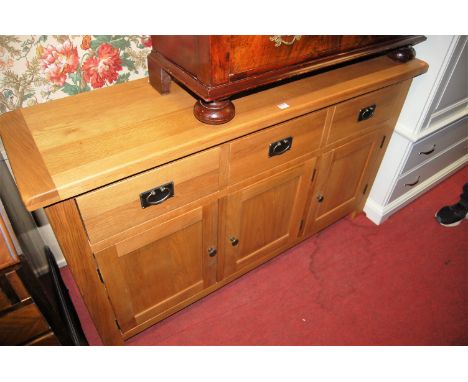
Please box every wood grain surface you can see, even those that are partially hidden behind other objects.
[45,199,124,345]
[0,302,49,345]
[77,147,220,243]
[0,56,428,211]
[0,214,18,268]
[0,111,59,211]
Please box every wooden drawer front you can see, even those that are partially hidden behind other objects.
[26,331,60,346]
[228,110,326,185]
[77,148,220,244]
[0,288,9,310]
[327,83,405,145]
[389,139,467,203]
[229,36,395,78]
[0,271,30,310]
[402,117,467,174]
[0,303,49,345]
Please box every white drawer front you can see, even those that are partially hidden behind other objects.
[390,138,467,203]
[402,116,467,174]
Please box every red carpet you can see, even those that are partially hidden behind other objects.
[61,167,468,345]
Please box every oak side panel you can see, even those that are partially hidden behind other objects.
[45,199,123,345]
[0,111,59,210]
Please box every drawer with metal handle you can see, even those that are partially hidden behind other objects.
[140,182,175,209]
[327,81,410,145]
[389,138,467,203]
[228,109,326,185]
[76,148,221,244]
[401,116,467,174]
[0,271,30,311]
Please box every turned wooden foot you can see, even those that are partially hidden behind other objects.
[193,99,235,125]
[387,45,416,63]
[147,53,171,94]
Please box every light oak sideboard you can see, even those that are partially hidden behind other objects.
[0,56,428,345]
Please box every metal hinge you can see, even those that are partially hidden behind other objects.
[115,319,122,332]
[96,268,104,283]
[311,168,317,182]
[363,183,369,195]
[380,135,387,149]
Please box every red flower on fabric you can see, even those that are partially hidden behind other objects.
[82,43,122,88]
[40,40,79,86]
[140,36,152,48]
[81,35,92,50]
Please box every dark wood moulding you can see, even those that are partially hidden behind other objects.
[148,35,426,124]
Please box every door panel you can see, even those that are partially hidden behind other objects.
[222,160,315,278]
[94,202,218,334]
[305,132,380,235]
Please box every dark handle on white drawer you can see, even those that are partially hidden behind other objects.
[419,145,436,155]
[140,181,174,208]
[405,176,420,187]
[357,104,376,122]
[269,137,293,157]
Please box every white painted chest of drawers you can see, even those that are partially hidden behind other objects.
[365,35,468,224]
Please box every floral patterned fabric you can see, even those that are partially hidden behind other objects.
[0,35,152,114]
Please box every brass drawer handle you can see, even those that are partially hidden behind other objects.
[140,181,174,208]
[269,35,302,47]
[357,104,376,122]
[269,136,293,157]
[419,145,436,155]
[404,176,420,187]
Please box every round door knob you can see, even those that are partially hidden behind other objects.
[230,237,239,246]
[208,247,217,257]
[316,194,324,203]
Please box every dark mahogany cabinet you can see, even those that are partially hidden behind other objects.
[148,35,425,124]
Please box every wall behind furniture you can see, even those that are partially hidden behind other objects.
[0,35,152,115]
[0,35,152,267]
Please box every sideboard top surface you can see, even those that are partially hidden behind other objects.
[0,56,428,211]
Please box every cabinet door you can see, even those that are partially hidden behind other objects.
[305,132,380,235]
[94,202,218,335]
[222,160,315,278]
